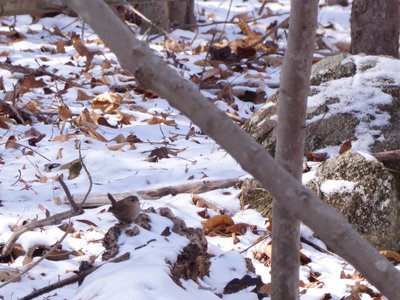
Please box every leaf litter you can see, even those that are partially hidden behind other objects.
[0,1,392,300]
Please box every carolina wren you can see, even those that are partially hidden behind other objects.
[107,193,140,223]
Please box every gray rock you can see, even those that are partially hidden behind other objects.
[244,54,400,155]
[311,151,400,251]
[243,151,400,250]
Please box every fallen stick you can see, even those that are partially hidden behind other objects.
[373,150,400,172]
[0,62,81,87]
[19,252,130,300]
[72,177,242,207]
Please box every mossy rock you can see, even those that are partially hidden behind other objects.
[244,54,400,155]
[243,151,400,251]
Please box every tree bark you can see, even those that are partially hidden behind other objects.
[272,1,318,299]
[138,1,170,34]
[351,0,400,58]
[0,0,183,16]
[65,0,400,298]
[169,0,195,28]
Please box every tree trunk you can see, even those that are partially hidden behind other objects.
[351,0,400,58]
[65,1,400,298]
[169,0,195,28]
[138,1,170,34]
[271,1,318,299]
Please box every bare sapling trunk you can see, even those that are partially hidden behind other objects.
[65,0,400,298]
[169,0,195,28]
[351,0,400,58]
[138,2,170,34]
[271,1,319,299]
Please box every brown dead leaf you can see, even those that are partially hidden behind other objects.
[28,133,45,147]
[107,142,131,151]
[109,133,126,144]
[148,147,170,161]
[126,134,142,144]
[236,46,257,60]
[339,140,352,155]
[116,111,135,125]
[264,41,279,54]
[76,89,92,101]
[380,249,400,262]
[91,92,122,114]
[210,45,234,62]
[76,219,98,227]
[0,117,9,129]
[97,116,118,128]
[165,39,185,52]
[52,134,75,142]
[73,38,96,69]
[202,215,234,231]
[55,40,66,53]
[237,17,259,39]
[20,75,46,93]
[144,116,177,127]
[226,223,248,235]
[5,135,18,149]
[306,152,328,162]
[58,104,72,121]
[38,204,50,218]
[232,233,240,244]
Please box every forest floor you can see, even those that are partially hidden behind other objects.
[0,1,388,299]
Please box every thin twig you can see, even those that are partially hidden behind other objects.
[58,174,80,211]
[0,225,71,289]
[218,0,234,41]
[240,234,269,253]
[0,210,83,257]
[250,16,290,48]
[77,142,93,208]
[199,32,216,81]
[19,252,130,300]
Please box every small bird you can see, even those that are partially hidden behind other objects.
[107,193,140,223]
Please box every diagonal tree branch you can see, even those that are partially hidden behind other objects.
[64,0,400,298]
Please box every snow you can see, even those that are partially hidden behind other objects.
[0,1,395,299]
[320,180,356,194]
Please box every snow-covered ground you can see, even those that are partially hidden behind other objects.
[0,1,394,299]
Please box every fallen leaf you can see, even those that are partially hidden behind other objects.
[306,151,328,162]
[28,133,46,147]
[226,223,248,235]
[380,249,400,262]
[5,135,18,149]
[339,140,352,155]
[91,92,122,114]
[58,104,72,121]
[76,89,92,101]
[55,40,66,53]
[202,214,234,231]
[76,219,98,227]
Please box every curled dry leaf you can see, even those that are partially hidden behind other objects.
[339,140,352,155]
[226,223,248,235]
[306,151,328,162]
[0,116,9,129]
[379,249,400,262]
[91,92,122,114]
[28,133,46,147]
[116,111,135,125]
[20,74,46,93]
[0,268,21,282]
[5,135,18,149]
[97,116,118,128]
[58,104,72,121]
[77,89,92,101]
[201,214,234,234]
